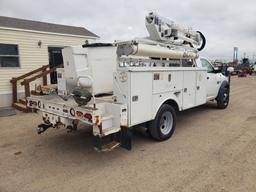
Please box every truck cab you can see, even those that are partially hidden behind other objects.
[196,57,229,101]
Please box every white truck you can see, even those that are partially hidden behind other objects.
[27,13,231,151]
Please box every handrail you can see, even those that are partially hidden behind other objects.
[10,65,48,83]
[10,64,63,105]
[20,64,63,86]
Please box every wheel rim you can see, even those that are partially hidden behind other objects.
[223,88,229,106]
[159,111,173,135]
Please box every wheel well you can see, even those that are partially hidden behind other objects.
[163,99,179,112]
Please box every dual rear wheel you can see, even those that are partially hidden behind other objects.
[149,104,176,141]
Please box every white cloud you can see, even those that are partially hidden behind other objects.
[0,0,256,61]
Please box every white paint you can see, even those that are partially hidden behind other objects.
[61,45,117,95]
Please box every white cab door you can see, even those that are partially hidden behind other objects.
[195,71,207,105]
[200,58,219,99]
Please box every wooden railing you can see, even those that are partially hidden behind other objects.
[10,64,63,104]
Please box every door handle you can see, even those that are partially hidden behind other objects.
[207,77,209,80]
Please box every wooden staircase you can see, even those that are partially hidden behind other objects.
[10,64,63,112]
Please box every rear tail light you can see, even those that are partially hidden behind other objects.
[84,113,92,120]
[95,115,100,125]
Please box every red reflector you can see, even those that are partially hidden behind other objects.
[84,113,92,119]
[95,115,100,125]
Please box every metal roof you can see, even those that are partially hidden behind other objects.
[0,16,98,38]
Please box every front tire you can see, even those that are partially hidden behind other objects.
[149,104,176,141]
[216,85,230,109]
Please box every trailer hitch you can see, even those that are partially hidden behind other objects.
[37,123,52,134]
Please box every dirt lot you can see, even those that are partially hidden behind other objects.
[0,76,256,192]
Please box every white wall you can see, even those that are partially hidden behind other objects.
[0,28,95,107]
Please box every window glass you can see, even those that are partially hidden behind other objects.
[200,58,213,72]
[0,57,19,67]
[182,59,194,67]
[0,44,18,55]
[0,44,20,67]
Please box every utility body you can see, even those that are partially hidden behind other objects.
[27,13,230,151]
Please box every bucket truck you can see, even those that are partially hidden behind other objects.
[27,12,231,151]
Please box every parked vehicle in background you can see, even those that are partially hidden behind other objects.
[253,64,256,75]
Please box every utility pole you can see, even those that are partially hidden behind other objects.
[233,47,238,64]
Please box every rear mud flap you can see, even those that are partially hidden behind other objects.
[94,127,132,151]
[120,127,132,150]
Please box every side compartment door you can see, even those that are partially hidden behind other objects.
[130,72,152,126]
[195,71,207,106]
[182,71,196,110]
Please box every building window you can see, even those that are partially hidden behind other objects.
[0,43,20,67]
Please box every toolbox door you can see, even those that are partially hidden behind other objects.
[182,71,196,110]
[130,72,152,126]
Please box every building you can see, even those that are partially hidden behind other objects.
[0,16,98,107]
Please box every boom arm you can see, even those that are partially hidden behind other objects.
[117,12,206,59]
[145,12,206,51]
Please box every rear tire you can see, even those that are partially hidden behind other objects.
[149,104,176,141]
[216,85,229,109]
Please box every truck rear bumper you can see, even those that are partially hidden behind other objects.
[27,95,128,138]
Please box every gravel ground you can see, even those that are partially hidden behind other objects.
[0,76,256,192]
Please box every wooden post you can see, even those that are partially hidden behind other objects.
[11,78,18,103]
[42,66,47,86]
[24,79,30,98]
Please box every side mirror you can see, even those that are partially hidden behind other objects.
[227,67,234,73]
[213,66,222,73]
